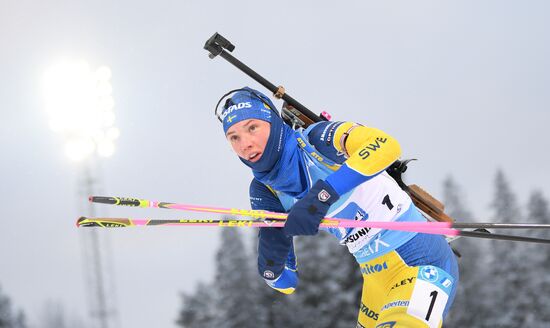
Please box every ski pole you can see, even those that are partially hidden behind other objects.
[89,195,288,220]
[89,195,550,230]
[76,216,550,245]
[86,195,550,244]
[76,216,461,235]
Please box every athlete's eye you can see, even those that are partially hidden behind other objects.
[249,124,257,132]
[229,135,239,142]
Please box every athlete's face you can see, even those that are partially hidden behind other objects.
[226,119,271,163]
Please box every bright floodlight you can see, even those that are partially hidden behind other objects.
[44,60,119,161]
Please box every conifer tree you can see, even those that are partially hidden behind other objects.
[249,229,362,327]
[290,232,362,327]
[0,286,12,328]
[322,237,362,328]
[485,170,524,327]
[11,312,26,328]
[527,190,549,236]
[0,285,27,328]
[176,283,216,328]
[282,233,329,327]
[212,228,258,328]
[248,229,299,328]
[441,175,486,327]
[524,190,550,325]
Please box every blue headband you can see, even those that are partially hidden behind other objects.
[220,87,278,134]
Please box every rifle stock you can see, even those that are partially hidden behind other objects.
[407,184,454,223]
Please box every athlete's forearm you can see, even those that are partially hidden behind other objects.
[257,227,293,277]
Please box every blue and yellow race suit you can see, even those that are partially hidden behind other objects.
[250,121,459,328]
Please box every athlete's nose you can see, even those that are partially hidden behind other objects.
[240,136,254,154]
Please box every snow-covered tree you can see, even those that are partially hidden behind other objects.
[0,286,12,328]
[491,169,522,223]
[11,312,26,328]
[0,285,27,328]
[442,174,550,328]
[247,229,362,328]
[176,283,216,328]
[296,233,335,327]
[441,175,473,221]
[176,228,259,328]
[248,230,299,328]
[527,190,550,237]
[523,190,550,326]
[211,228,258,328]
[441,175,492,327]
[485,169,525,327]
[316,234,362,328]
[289,231,361,328]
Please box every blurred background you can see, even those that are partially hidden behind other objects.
[0,0,548,327]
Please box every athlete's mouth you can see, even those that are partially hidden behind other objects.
[248,152,262,162]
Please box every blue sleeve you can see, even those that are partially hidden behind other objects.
[325,164,375,196]
[249,178,294,280]
[308,121,385,196]
[307,121,348,164]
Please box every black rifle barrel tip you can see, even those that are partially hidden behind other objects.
[213,33,234,51]
[204,33,235,56]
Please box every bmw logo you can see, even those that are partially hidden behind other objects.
[421,266,439,282]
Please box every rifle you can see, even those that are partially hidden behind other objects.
[204,32,453,224]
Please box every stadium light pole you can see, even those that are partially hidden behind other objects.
[44,60,119,328]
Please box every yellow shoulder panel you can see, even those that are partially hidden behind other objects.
[338,124,401,176]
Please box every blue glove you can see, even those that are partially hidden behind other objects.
[283,180,340,236]
[265,250,299,294]
[265,266,298,294]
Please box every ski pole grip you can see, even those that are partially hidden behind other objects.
[90,196,147,207]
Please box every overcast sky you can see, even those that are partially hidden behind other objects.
[1,1,549,327]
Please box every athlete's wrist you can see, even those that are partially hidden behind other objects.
[283,180,340,236]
